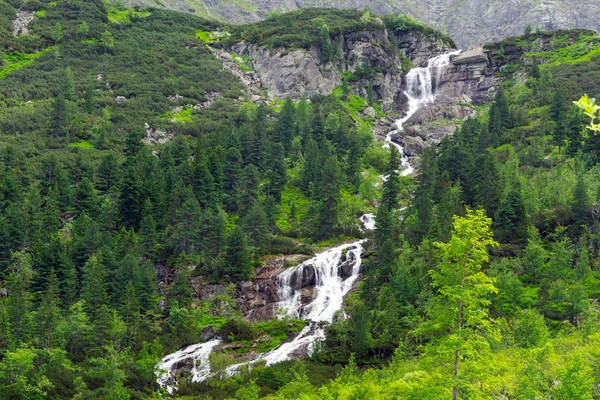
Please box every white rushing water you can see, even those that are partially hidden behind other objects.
[156,52,460,392]
[359,213,376,232]
[385,50,461,176]
[157,240,366,392]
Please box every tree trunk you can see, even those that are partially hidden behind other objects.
[452,348,459,400]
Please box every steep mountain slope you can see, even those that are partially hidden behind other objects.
[124,0,600,47]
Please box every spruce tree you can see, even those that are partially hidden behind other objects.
[36,269,62,349]
[301,139,321,196]
[74,178,99,217]
[119,165,140,230]
[276,98,296,154]
[495,186,528,244]
[81,255,109,321]
[381,146,401,210]
[50,94,69,137]
[242,203,269,256]
[316,154,341,239]
[571,170,589,237]
[6,252,33,345]
[223,147,243,212]
[224,226,252,280]
[266,142,286,202]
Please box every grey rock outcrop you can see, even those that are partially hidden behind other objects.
[225,29,449,111]
[125,0,600,48]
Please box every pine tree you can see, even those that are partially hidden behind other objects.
[265,142,286,202]
[84,85,95,114]
[310,104,325,143]
[223,147,242,212]
[238,164,261,215]
[139,260,157,312]
[199,206,227,258]
[74,178,99,217]
[171,196,201,254]
[530,61,541,79]
[367,80,374,105]
[381,146,401,210]
[98,154,119,193]
[6,252,33,345]
[224,226,252,280]
[474,154,504,217]
[139,201,158,259]
[301,139,321,196]
[550,90,567,123]
[119,281,141,345]
[81,255,109,321]
[36,269,62,349]
[374,205,393,248]
[377,239,397,282]
[351,302,371,360]
[0,300,12,351]
[50,94,69,137]
[571,170,589,236]
[276,98,296,154]
[242,203,269,256]
[315,154,341,239]
[495,186,528,244]
[119,165,140,230]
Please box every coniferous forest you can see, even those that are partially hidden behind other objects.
[3,0,600,399]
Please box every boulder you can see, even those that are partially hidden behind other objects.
[199,324,217,341]
[453,48,488,65]
[363,106,377,119]
[403,136,428,156]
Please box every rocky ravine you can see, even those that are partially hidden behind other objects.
[124,0,600,48]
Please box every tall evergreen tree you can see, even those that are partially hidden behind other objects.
[276,98,296,154]
[315,154,341,239]
[81,255,109,321]
[224,226,252,280]
[36,269,62,349]
[495,186,528,244]
[381,146,401,210]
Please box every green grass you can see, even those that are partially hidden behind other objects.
[107,6,150,25]
[68,140,94,149]
[163,107,193,123]
[0,47,54,79]
[34,10,47,17]
[195,29,228,44]
[526,34,600,65]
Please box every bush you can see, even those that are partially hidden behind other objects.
[218,318,257,342]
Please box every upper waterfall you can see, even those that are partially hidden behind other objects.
[386,50,462,175]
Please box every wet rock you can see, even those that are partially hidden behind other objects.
[199,325,217,341]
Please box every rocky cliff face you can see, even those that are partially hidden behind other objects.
[125,0,600,48]
[222,28,450,112]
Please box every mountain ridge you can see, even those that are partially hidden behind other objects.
[123,0,600,47]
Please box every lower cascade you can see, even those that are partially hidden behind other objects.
[385,50,462,175]
[156,240,366,392]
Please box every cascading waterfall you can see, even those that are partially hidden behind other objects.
[385,50,461,176]
[156,240,366,392]
[156,52,460,393]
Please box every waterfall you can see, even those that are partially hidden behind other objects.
[156,240,365,392]
[385,50,461,176]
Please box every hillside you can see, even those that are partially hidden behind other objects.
[4,1,600,399]
[124,0,600,47]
